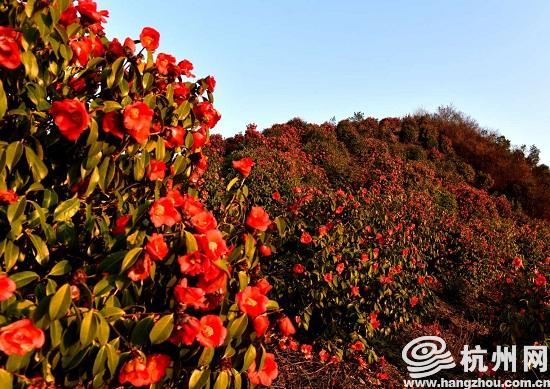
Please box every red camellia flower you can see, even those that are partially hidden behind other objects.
[123,102,154,144]
[59,4,78,26]
[119,354,170,387]
[196,315,227,348]
[112,214,131,235]
[70,36,92,66]
[102,111,125,139]
[190,211,218,233]
[128,254,152,282]
[277,316,296,336]
[149,197,181,228]
[245,206,271,231]
[178,251,210,276]
[253,315,269,337]
[171,316,200,345]
[118,357,149,387]
[292,264,305,274]
[232,157,255,177]
[512,256,523,269]
[173,82,190,104]
[140,27,160,51]
[107,38,124,57]
[319,350,330,362]
[247,352,278,387]
[259,245,272,257]
[70,285,80,301]
[370,312,380,329]
[192,130,208,150]
[76,0,109,25]
[256,278,272,295]
[174,279,205,310]
[69,77,86,93]
[410,295,419,307]
[164,126,185,148]
[204,75,216,92]
[323,273,333,283]
[147,160,166,181]
[0,274,16,301]
[272,191,281,201]
[145,233,168,261]
[0,26,20,69]
[534,272,547,287]
[124,37,136,54]
[237,286,268,317]
[90,35,105,57]
[179,194,204,216]
[178,59,195,77]
[0,319,45,356]
[336,263,345,274]
[50,99,90,141]
[351,286,360,296]
[300,232,312,244]
[145,354,171,384]
[197,264,228,294]
[196,229,228,260]
[156,53,176,75]
[193,101,221,129]
[0,190,18,204]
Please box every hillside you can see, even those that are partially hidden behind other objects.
[201,108,550,386]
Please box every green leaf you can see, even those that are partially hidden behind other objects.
[80,310,97,347]
[7,198,26,224]
[242,345,256,372]
[10,271,38,288]
[213,371,229,389]
[5,142,23,171]
[189,368,210,389]
[20,51,39,79]
[0,81,7,121]
[5,353,30,373]
[105,343,119,376]
[226,177,239,192]
[228,314,248,339]
[93,346,107,376]
[185,231,198,253]
[83,167,100,198]
[131,317,154,346]
[0,368,12,388]
[53,197,80,222]
[198,347,214,367]
[95,312,110,345]
[48,260,72,276]
[107,57,125,89]
[48,283,71,320]
[149,314,174,344]
[25,146,48,181]
[4,241,19,271]
[49,319,62,348]
[120,247,142,273]
[28,234,49,265]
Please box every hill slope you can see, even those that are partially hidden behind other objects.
[202,107,549,386]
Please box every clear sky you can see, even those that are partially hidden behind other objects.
[97,0,550,164]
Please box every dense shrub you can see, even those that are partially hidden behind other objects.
[0,1,282,388]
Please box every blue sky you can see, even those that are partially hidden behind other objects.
[97,0,550,164]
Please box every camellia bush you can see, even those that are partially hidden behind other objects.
[0,1,283,387]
